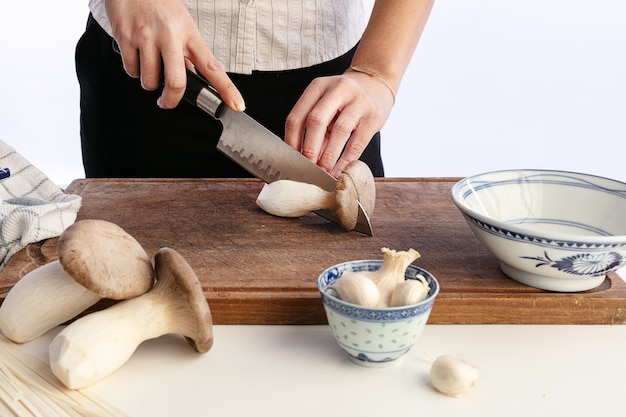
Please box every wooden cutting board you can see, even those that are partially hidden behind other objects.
[1,178,624,325]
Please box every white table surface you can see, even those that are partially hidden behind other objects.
[21,323,626,417]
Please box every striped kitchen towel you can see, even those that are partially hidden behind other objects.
[0,140,82,270]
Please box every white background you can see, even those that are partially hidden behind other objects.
[0,0,624,186]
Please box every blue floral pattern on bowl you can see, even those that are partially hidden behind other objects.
[464,213,626,276]
[317,260,440,367]
[521,251,623,276]
[463,214,626,251]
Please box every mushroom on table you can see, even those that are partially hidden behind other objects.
[49,247,214,389]
[0,219,155,343]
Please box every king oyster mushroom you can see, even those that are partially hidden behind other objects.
[49,247,214,389]
[256,159,376,231]
[0,219,154,343]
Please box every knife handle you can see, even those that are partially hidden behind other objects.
[111,40,224,119]
[183,69,224,119]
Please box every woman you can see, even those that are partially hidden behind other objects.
[77,0,434,178]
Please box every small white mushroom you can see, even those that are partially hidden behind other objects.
[368,248,422,307]
[256,160,376,231]
[428,355,480,397]
[326,248,423,308]
[329,271,380,308]
[389,275,430,307]
[49,247,214,389]
[0,220,154,343]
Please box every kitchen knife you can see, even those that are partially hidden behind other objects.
[183,70,373,235]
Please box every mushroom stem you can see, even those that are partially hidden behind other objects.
[0,261,101,343]
[256,180,335,217]
[0,219,155,344]
[49,248,213,389]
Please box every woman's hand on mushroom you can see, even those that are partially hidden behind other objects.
[284,71,394,178]
[104,0,244,111]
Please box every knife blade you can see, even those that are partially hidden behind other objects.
[183,70,373,235]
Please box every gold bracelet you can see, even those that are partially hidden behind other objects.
[347,65,396,105]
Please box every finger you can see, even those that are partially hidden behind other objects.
[284,79,330,152]
[300,106,340,164]
[330,124,376,178]
[285,79,337,160]
[184,57,197,72]
[138,44,162,91]
[157,44,187,109]
[317,110,359,173]
[186,36,245,112]
[284,105,309,153]
[301,94,356,165]
[118,42,140,79]
[283,111,305,152]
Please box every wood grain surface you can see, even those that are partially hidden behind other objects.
[1,178,624,324]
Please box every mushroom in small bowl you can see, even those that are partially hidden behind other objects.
[451,169,626,292]
[317,248,440,368]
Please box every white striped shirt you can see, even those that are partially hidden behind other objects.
[89,0,367,74]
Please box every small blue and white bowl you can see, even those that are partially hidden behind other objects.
[452,169,626,292]
[318,260,439,368]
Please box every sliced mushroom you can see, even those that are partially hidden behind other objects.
[335,160,376,230]
[256,160,376,231]
[49,247,214,389]
[0,219,154,343]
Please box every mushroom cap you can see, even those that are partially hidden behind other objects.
[334,160,376,230]
[57,219,154,300]
[154,247,214,353]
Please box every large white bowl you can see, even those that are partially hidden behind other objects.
[318,260,439,368]
[451,169,626,292]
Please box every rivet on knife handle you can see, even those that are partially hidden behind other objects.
[182,70,224,119]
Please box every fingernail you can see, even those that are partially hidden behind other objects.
[233,93,246,112]
[157,96,164,109]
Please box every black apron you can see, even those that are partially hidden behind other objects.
[76,15,384,178]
